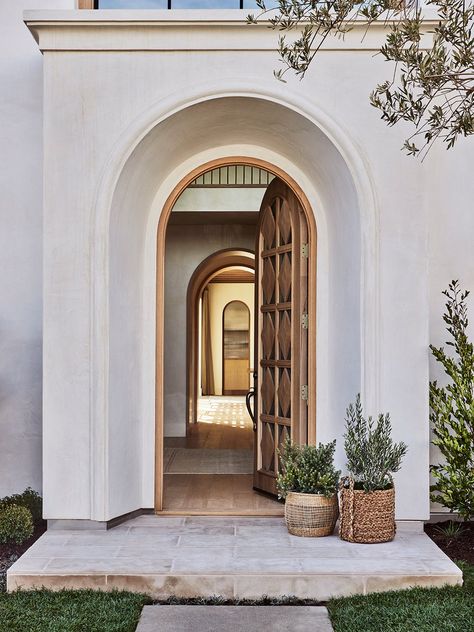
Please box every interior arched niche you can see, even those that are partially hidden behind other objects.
[105,96,362,514]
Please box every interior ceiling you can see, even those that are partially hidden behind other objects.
[210,267,255,284]
[168,211,259,225]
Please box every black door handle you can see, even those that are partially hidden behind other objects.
[245,388,255,431]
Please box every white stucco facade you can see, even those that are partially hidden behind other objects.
[0,4,473,523]
[0,0,73,499]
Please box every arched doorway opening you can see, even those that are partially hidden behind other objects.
[156,157,317,512]
[222,300,251,396]
[186,249,256,426]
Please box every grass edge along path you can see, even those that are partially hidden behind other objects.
[327,562,473,632]
[0,565,471,632]
[0,589,151,632]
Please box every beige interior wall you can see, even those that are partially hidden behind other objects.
[198,297,202,398]
[207,282,255,395]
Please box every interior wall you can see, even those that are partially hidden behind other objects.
[164,224,256,437]
[207,282,254,396]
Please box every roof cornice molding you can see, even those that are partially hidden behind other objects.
[24,9,439,53]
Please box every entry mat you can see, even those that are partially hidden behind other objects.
[164,448,253,474]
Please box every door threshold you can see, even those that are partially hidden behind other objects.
[155,509,284,516]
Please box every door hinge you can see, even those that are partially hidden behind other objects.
[301,385,309,401]
[301,313,309,329]
[301,243,309,258]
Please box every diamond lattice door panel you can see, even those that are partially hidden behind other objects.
[253,177,309,496]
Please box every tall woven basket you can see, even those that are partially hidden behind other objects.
[339,477,396,543]
[285,492,339,537]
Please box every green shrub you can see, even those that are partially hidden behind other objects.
[0,488,42,525]
[344,394,407,492]
[430,280,474,520]
[276,439,341,499]
[0,504,33,545]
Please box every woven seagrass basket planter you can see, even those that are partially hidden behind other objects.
[339,480,396,544]
[284,491,339,537]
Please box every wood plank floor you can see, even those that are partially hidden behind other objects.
[165,423,253,450]
[162,474,283,515]
[162,397,283,515]
[165,396,254,450]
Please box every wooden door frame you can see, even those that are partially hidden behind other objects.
[222,300,251,396]
[155,157,317,511]
[186,250,256,426]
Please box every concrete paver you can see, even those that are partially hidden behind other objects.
[136,605,334,632]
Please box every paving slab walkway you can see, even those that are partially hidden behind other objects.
[136,605,334,632]
[7,515,462,599]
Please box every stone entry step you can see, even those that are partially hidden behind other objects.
[136,605,334,632]
[7,516,462,598]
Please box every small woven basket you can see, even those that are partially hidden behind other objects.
[285,491,339,537]
[339,477,396,544]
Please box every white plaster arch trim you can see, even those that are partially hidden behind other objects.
[90,82,380,517]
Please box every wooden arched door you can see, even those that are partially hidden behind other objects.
[253,177,309,495]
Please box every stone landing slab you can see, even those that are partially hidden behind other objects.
[136,605,334,632]
[7,516,462,599]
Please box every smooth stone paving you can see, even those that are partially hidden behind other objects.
[7,515,462,599]
[136,606,334,632]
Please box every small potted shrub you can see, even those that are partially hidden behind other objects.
[277,439,341,537]
[340,394,408,543]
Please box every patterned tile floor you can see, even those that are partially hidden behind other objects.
[197,396,253,430]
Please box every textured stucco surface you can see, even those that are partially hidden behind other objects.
[0,0,74,499]
[0,9,471,521]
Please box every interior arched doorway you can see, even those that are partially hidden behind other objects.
[222,300,251,396]
[186,249,256,427]
[156,157,317,511]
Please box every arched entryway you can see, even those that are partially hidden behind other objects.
[156,157,317,511]
[75,94,371,523]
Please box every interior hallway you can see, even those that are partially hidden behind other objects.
[162,397,283,515]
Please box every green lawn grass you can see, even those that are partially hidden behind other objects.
[0,589,151,632]
[327,562,474,632]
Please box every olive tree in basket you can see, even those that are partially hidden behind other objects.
[340,395,408,543]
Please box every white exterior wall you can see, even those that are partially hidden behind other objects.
[0,0,74,498]
[427,142,474,512]
[0,8,469,520]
